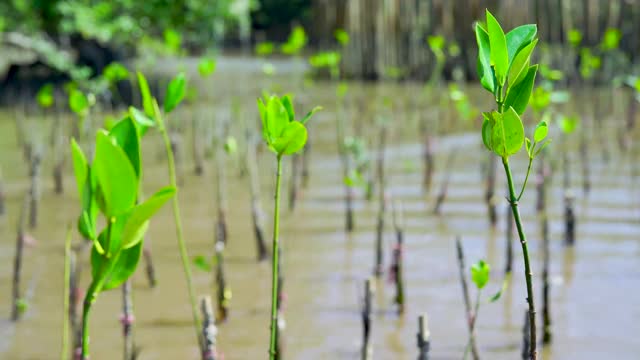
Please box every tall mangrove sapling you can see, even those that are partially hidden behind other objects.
[475,11,551,359]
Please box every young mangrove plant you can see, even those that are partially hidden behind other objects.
[71,115,175,358]
[475,11,551,359]
[257,94,320,360]
[135,71,205,351]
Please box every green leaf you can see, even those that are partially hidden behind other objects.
[129,106,155,136]
[300,106,322,124]
[265,96,288,144]
[69,89,89,116]
[505,24,537,64]
[601,28,621,51]
[504,65,538,115]
[102,242,144,291]
[71,139,99,241]
[503,107,525,156]
[508,39,537,88]
[164,72,186,113]
[486,10,509,85]
[492,107,524,157]
[281,95,295,122]
[334,29,350,46]
[568,29,582,48]
[471,260,490,289]
[475,23,495,92]
[136,72,154,117]
[103,62,129,83]
[481,112,494,151]
[560,115,579,134]
[121,187,175,249]
[198,58,217,77]
[193,255,213,272]
[94,131,138,216]
[37,84,54,108]
[224,136,238,155]
[534,120,548,142]
[109,117,141,180]
[525,137,532,156]
[272,121,308,156]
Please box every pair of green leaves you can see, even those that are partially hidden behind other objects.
[482,108,550,159]
[476,10,538,115]
[471,260,490,289]
[257,95,321,157]
[137,71,187,118]
[71,116,175,291]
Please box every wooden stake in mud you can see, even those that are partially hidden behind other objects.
[192,114,205,176]
[541,214,552,344]
[245,131,269,261]
[361,279,374,360]
[121,280,135,360]
[579,129,591,195]
[485,154,498,226]
[374,126,388,277]
[390,200,405,314]
[422,126,434,193]
[455,238,480,360]
[433,149,458,214]
[214,126,229,246]
[564,191,576,246]
[28,150,42,229]
[214,241,230,323]
[416,314,431,360]
[12,195,29,321]
[52,111,65,194]
[201,296,219,360]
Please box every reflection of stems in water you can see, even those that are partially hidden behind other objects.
[269,156,283,360]
[156,106,203,351]
[374,126,388,276]
[361,279,374,360]
[201,296,218,360]
[122,280,134,359]
[391,200,405,314]
[12,194,29,321]
[61,224,72,359]
[456,238,480,360]
[502,157,537,360]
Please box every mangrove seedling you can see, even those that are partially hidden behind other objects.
[258,94,320,360]
[71,115,175,359]
[475,10,551,359]
[135,71,205,350]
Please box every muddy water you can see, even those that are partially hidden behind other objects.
[1,56,639,360]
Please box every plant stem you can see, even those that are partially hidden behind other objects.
[61,225,72,360]
[269,156,283,360]
[463,290,482,360]
[516,155,535,201]
[502,156,537,360]
[157,109,203,351]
